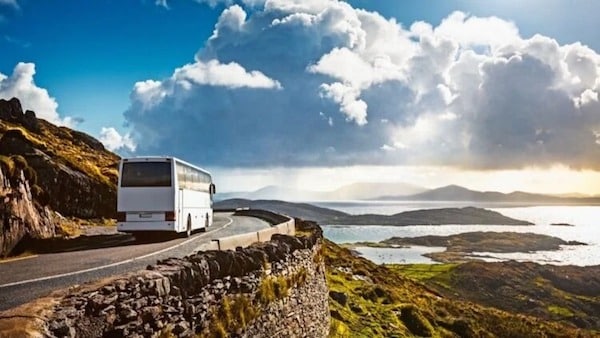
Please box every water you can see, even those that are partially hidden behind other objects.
[318,201,600,266]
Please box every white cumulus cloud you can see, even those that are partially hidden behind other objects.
[0,62,74,126]
[123,1,600,169]
[99,127,136,152]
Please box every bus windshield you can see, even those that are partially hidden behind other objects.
[121,161,172,187]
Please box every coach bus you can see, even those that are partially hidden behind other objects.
[116,156,216,237]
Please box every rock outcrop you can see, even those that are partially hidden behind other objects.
[0,167,56,257]
[0,98,40,133]
[0,97,119,219]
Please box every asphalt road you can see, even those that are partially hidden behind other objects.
[0,212,270,311]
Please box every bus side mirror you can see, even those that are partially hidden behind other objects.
[210,183,216,194]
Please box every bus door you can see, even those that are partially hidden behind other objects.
[178,188,184,230]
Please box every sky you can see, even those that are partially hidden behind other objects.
[1,0,600,194]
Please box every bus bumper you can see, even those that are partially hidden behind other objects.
[117,221,178,233]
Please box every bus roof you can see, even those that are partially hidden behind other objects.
[121,156,211,176]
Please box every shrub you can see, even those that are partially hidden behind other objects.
[0,155,15,178]
[23,165,37,185]
[10,154,28,170]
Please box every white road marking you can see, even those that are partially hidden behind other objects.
[0,216,234,289]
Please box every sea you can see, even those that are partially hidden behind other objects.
[314,201,600,266]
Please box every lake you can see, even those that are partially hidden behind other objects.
[316,201,600,266]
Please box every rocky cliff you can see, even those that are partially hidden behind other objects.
[0,164,56,257]
[0,97,119,219]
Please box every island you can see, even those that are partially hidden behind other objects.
[215,199,534,226]
[376,231,587,263]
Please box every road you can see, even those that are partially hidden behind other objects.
[0,212,270,311]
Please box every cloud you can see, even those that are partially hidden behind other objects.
[156,0,265,9]
[99,127,137,153]
[125,1,600,170]
[0,62,74,126]
[0,0,18,8]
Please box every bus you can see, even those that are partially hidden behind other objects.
[116,156,216,237]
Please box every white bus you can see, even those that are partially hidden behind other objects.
[116,156,216,237]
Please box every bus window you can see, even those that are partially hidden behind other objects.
[121,162,172,187]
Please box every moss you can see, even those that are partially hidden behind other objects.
[397,304,434,337]
[10,155,27,170]
[547,305,574,317]
[0,155,15,178]
[23,165,37,185]
[157,325,176,338]
[208,295,258,338]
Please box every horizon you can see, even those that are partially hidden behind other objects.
[215,181,600,197]
[1,0,600,195]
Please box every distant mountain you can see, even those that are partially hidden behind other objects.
[327,182,427,200]
[381,185,600,204]
[215,182,427,201]
[214,199,532,225]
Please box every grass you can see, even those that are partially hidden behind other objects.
[323,239,589,337]
[203,264,314,337]
[0,119,119,189]
[547,305,574,317]
[386,264,458,281]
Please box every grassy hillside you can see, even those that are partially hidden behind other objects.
[0,119,119,187]
[0,99,120,219]
[324,239,594,337]
[393,261,600,331]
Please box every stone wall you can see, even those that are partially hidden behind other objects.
[0,220,330,337]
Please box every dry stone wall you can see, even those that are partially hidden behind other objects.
[1,220,329,337]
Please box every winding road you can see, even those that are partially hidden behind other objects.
[0,212,270,311]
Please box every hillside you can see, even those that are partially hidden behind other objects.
[0,97,119,256]
[216,199,533,225]
[324,239,592,337]
[0,98,119,218]
[390,261,600,331]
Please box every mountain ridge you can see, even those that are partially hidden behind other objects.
[214,199,533,225]
[218,183,600,204]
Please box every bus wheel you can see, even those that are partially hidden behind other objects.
[200,214,208,232]
[186,215,192,237]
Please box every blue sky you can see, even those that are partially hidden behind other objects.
[1,0,600,193]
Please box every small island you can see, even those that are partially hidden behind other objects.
[325,207,534,226]
[370,231,587,263]
[551,223,576,227]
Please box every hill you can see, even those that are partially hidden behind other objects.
[391,261,600,331]
[0,98,119,218]
[382,184,600,204]
[215,199,533,225]
[215,182,427,201]
[214,199,348,222]
[324,238,591,336]
[0,97,119,256]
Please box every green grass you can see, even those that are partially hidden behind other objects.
[386,264,458,281]
[323,239,589,337]
[547,305,574,317]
